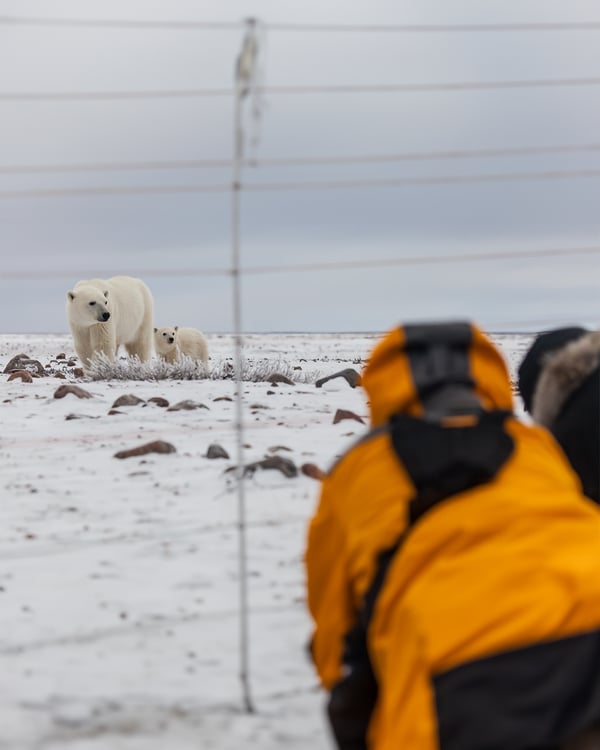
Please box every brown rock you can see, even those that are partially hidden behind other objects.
[3,354,29,373]
[114,440,177,459]
[56,353,66,359]
[316,368,362,389]
[112,394,145,408]
[147,397,169,408]
[333,409,365,425]
[3,355,45,376]
[268,445,292,453]
[301,463,326,481]
[54,384,93,399]
[7,370,33,383]
[213,396,233,402]
[268,373,295,385]
[167,400,209,412]
[108,409,124,415]
[257,455,298,478]
[73,368,85,378]
[54,372,66,380]
[206,443,230,459]
[229,455,298,478]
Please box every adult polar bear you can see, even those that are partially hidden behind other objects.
[66,276,154,367]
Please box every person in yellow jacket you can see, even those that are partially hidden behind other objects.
[305,322,600,750]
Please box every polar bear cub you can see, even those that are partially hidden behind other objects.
[154,326,209,367]
[66,276,154,367]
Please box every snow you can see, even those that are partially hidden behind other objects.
[0,331,530,750]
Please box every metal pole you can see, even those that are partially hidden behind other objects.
[232,19,257,715]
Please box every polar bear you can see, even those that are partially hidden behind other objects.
[154,326,209,367]
[66,276,154,368]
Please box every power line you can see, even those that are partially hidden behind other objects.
[0,157,232,174]
[4,244,600,280]
[5,166,600,199]
[5,77,600,102]
[4,142,600,175]
[238,245,600,274]
[1,268,227,280]
[3,16,600,33]
[0,88,232,101]
[0,183,230,198]
[0,16,242,30]
[265,21,600,33]
[242,168,600,191]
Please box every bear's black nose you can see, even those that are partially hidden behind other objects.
[168,337,174,344]
[102,312,110,321]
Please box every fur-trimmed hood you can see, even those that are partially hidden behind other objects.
[532,329,600,427]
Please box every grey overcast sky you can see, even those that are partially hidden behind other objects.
[1,0,600,334]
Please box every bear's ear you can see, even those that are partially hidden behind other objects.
[67,291,75,301]
[174,326,178,331]
[153,327,157,333]
[103,290,109,298]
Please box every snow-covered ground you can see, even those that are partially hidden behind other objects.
[0,331,531,750]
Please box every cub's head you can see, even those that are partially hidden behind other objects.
[154,326,178,355]
[66,285,111,327]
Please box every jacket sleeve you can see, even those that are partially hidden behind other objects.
[305,475,356,690]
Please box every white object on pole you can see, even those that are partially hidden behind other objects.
[232,17,259,715]
[235,18,265,155]
[236,21,258,100]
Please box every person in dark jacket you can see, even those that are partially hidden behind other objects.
[518,326,600,503]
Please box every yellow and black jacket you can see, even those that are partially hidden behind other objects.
[305,322,600,750]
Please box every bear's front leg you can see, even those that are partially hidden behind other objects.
[89,323,117,363]
[72,335,93,368]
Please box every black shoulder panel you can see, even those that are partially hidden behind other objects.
[434,628,600,749]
